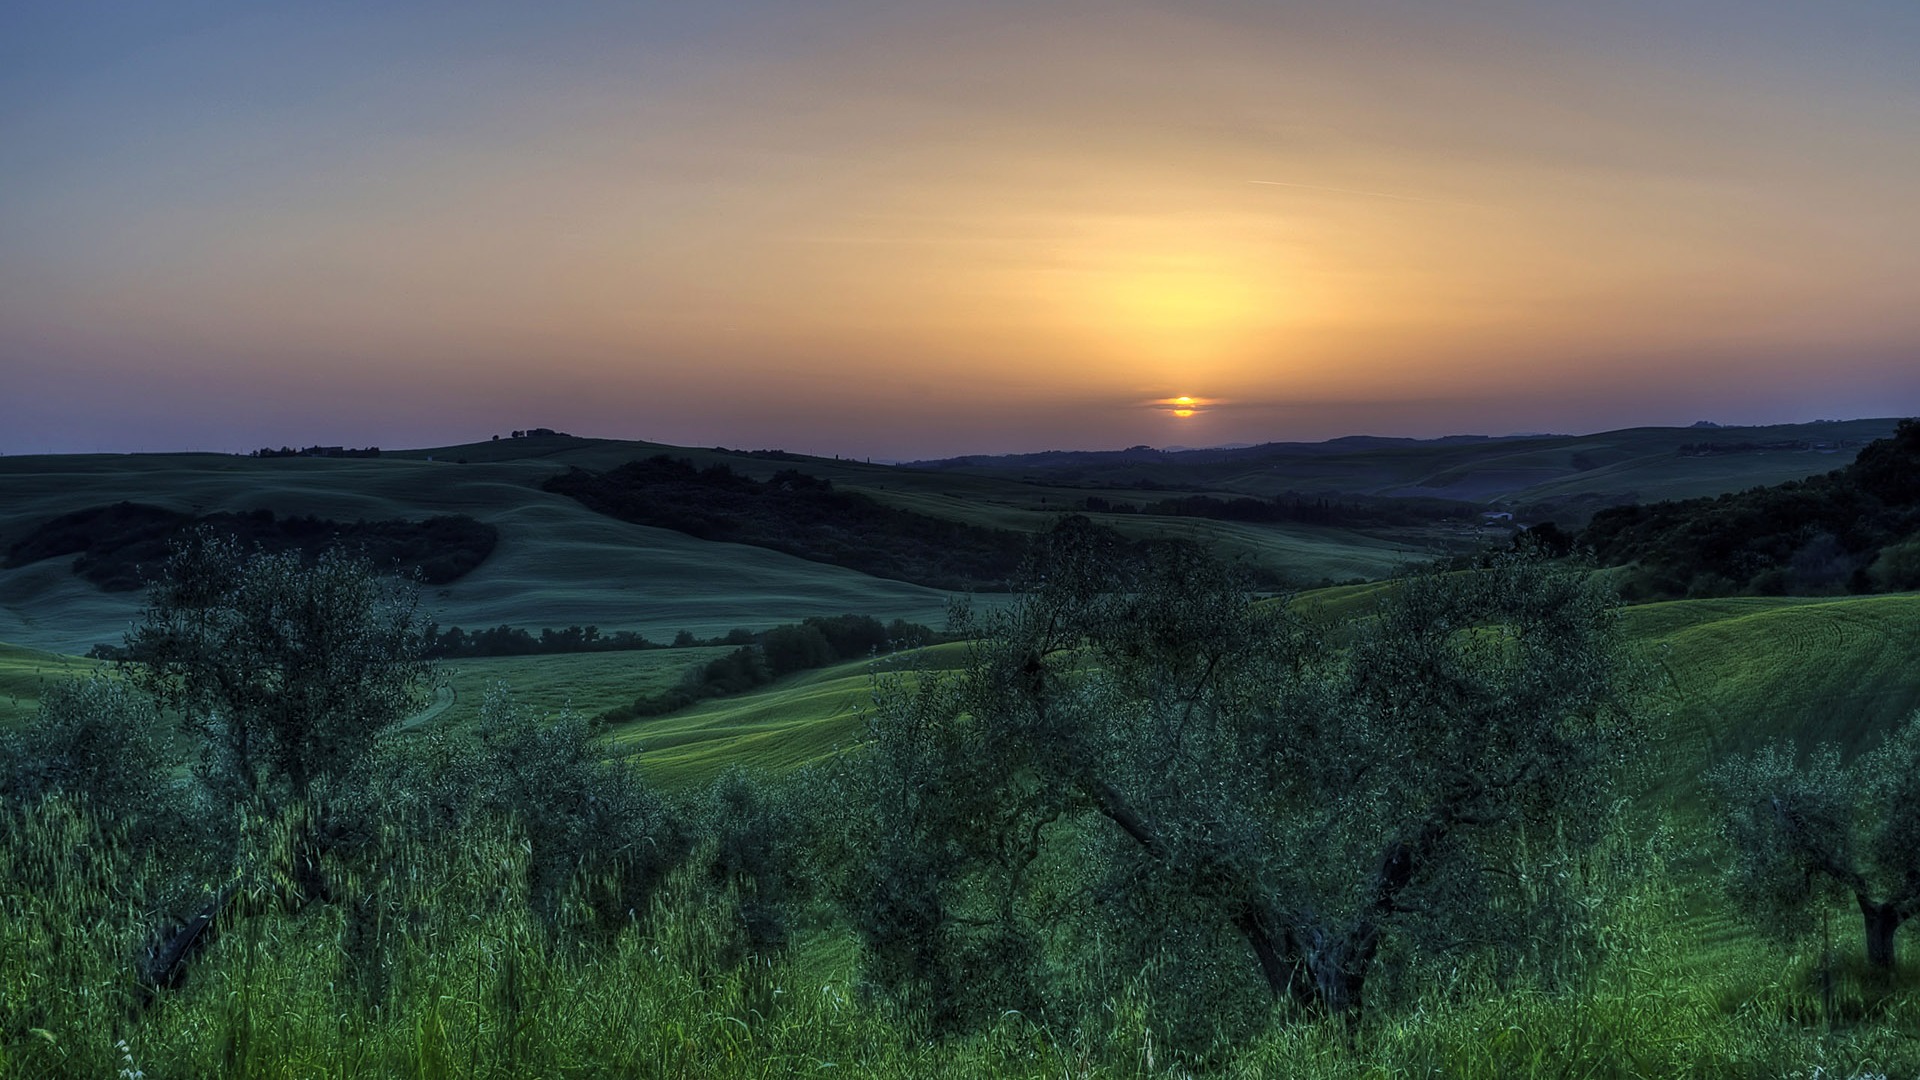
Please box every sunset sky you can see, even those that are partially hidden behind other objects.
[5,1,1918,458]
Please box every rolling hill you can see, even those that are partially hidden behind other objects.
[0,450,958,655]
[1,420,1905,659]
[0,436,1456,654]
[588,590,1920,804]
[904,418,1899,520]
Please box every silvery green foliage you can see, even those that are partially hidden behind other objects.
[1861,715,1920,900]
[1707,741,1855,946]
[1,676,214,923]
[1708,711,1920,957]
[124,531,431,805]
[701,766,808,949]
[1,676,170,814]
[349,685,688,933]
[840,519,1646,1046]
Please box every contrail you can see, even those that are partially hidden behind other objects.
[1247,179,1482,209]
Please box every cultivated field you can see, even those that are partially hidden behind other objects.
[427,647,733,730]
[0,450,956,655]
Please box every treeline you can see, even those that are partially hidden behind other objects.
[1087,491,1478,527]
[600,613,938,723]
[251,445,382,458]
[543,456,1034,590]
[1677,439,1861,456]
[419,623,650,658]
[1581,418,1920,599]
[4,502,498,592]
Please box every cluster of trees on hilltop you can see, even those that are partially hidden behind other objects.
[251,445,382,458]
[1676,439,1864,457]
[543,456,1036,590]
[4,502,498,591]
[413,612,938,672]
[1580,419,1920,599]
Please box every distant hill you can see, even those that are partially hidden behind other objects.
[1,418,1904,654]
[904,431,1517,471]
[901,419,1899,522]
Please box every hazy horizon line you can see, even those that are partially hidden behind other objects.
[2,414,1902,465]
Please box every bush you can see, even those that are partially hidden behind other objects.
[1,676,172,818]
[699,768,810,950]
[762,624,834,676]
[351,687,689,934]
[1869,537,1920,591]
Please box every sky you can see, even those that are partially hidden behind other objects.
[4,1,1919,458]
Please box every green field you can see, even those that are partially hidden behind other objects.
[5,421,1891,655]
[0,450,959,655]
[1623,593,1920,817]
[588,591,1920,801]
[605,642,975,788]
[425,647,732,730]
[0,641,101,726]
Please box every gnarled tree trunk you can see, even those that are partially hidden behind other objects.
[1300,921,1382,1016]
[1858,895,1906,970]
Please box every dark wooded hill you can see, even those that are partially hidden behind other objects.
[1580,419,1920,599]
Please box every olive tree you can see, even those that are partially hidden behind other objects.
[1708,713,1920,970]
[124,531,431,805]
[0,675,200,874]
[1,676,171,814]
[838,520,1646,1036]
[350,686,689,933]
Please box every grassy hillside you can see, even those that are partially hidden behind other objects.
[0,641,100,726]
[1625,593,1920,784]
[595,591,1920,807]
[0,442,1471,654]
[10,421,1888,655]
[607,643,975,788]
[0,452,958,654]
[427,647,731,730]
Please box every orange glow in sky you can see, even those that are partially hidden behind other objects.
[3,2,1918,457]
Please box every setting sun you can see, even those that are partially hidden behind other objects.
[1153,395,1216,419]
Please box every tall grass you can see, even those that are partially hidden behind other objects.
[4,795,1917,1078]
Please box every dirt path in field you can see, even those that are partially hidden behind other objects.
[401,684,457,730]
